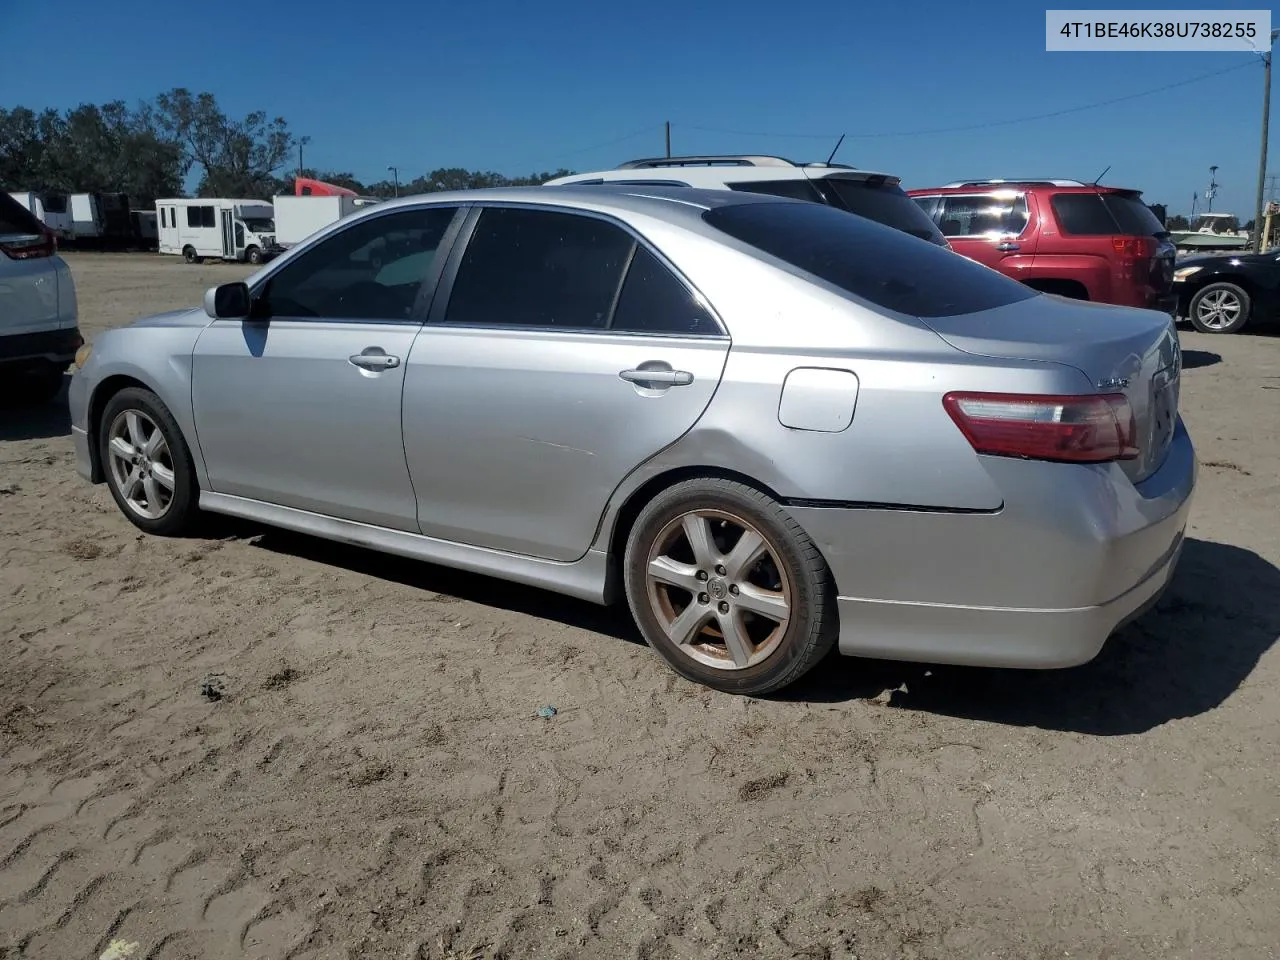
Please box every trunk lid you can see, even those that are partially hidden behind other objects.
[920,293,1181,483]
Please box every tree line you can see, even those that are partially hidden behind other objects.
[0,89,573,206]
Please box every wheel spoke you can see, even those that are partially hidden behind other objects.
[123,467,143,499]
[723,529,766,581]
[736,583,789,623]
[666,601,714,647]
[143,429,166,457]
[151,463,176,491]
[109,436,135,461]
[681,514,719,569]
[648,555,702,595]
[718,611,754,668]
[142,476,162,510]
[125,412,146,448]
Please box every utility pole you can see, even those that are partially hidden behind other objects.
[298,135,310,179]
[387,166,400,197]
[665,121,671,158]
[1253,30,1280,251]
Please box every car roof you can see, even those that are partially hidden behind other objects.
[908,183,1142,196]
[544,165,898,187]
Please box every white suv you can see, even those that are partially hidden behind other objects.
[546,155,948,246]
[0,192,81,404]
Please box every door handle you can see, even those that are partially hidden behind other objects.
[348,351,401,371]
[996,241,1020,252]
[619,367,694,386]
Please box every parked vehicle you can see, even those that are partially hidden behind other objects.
[131,209,158,250]
[294,176,359,197]
[546,155,949,246]
[909,179,1177,313]
[8,191,73,240]
[69,192,130,244]
[155,198,279,264]
[0,192,82,404]
[1172,250,1280,333]
[69,186,1195,695]
[274,194,382,249]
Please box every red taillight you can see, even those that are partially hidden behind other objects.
[1111,235,1153,260]
[943,392,1139,464]
[0,230,55,260]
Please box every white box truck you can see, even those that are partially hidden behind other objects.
[8,192,73,239]
[273,194,382,249]
[155,198,279,264]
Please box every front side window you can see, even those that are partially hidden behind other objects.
[936,194,1029,238]
[444,208,633,329]
[254,207,458,321]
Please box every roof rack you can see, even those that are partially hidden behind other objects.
[619,155,802,169]
[941,178,1087,188]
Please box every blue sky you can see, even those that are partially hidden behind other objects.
[3,0,1274,215]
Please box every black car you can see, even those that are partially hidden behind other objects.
[1173,251,1280,334]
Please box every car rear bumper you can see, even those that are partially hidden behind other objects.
[788,417,1196,669]
[0,327,82,369]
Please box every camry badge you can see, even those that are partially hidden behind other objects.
[1097,377,1130,390]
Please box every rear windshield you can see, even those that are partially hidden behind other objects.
[1052,192,1167,237]
[817,177,948,245]
[0,193,45,238]
[703,200,1039,318]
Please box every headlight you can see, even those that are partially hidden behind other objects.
[1173,265,1202,282]
[73,343,92,369]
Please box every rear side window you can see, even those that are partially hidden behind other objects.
[816,178,947,245]
[703,200,1038,319]
[445,208,633,329]
[43,195,68,214]
[186,205,216,229]
[1051,193,1167,237]
[936,194,1029,237]
[727,179,825,203]
[0,193,45,237]
[611,247,720,335]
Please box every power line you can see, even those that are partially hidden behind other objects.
[678,59,1258,142]
[534,124,666,167]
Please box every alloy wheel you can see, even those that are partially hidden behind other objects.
[644,509,792,670]
[106,409,177,520]
[1195,289,1242,331]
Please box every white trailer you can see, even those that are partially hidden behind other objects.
[69,193,102,239]
[155,198,279,264]
[8,192,72,239]
[273,194,382,249]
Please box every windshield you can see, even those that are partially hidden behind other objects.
[241,217,275,232]
[816,177,948,245]
[704,200,1038,318]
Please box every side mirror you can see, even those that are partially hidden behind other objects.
[204,281,253,320]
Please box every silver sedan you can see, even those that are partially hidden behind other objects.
[69,186,1196,694]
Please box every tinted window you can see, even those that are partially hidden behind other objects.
[257,207,457,320]
[612,247,719,336]
[0,193,44,237]
[43,195,67,214]
[1051,193,1165,236]
[936,194,1029,237]
[727,179,824,203]
[186,205,215,229]
[703,200,1038,319]
[817,178,947,245]
[444,208,633,329]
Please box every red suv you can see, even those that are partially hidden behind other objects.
[908,179,1177,314]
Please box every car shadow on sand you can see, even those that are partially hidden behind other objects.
[243,529,1276,736]
[0,375,72,442]
[786,537,1279,735]
[1180,349,1221,370]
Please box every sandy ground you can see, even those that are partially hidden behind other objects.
[2,252,1279,960]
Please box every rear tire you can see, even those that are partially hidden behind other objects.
[99,387,199,536]
[1188,281,1251,334]
[623,478,837,695]
[182,246,199,264]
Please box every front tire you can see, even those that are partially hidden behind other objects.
[246,245,263,265]
[623,478,837,695]
[99,387,199,536]
[182,245,199,264]
[1188,281,1251,333]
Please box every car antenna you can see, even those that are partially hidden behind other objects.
[1091,164,1111,186]
[826,134,846,165]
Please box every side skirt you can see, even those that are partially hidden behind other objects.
[199,492,611,604]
